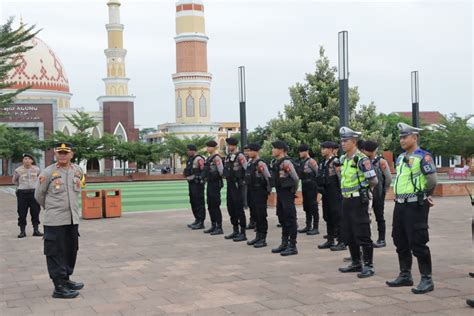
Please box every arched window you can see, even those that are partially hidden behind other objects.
[199,95,207,117]
[176,96,183,118]
[63,125,70,136]
[92,126,101,139]
[114,122,128,142]
[186,95,194,117]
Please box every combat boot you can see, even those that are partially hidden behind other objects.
[466,299,474,307]
[233,228,247,242]
[203,223,216,234]
[411,256,434,294]
[386,255,414,287]
[247,233,260,246]
[280,240,298,256]
[297,224,310,234]
[33,225,43,237]
[357,246,375,278]
[330,242,347,251]
[18,226,26,238]
[272,237,288,253]
[318,239,335,249]
[210,224,223,235]
[191,221,204,230]
[307,225,319,235]
[64,278,84,291]
[254,233,267,248]
[339,244,362,272]
[225,226,239,239]
[246,219,256,230]
[187,220,198,228]
[52,280,79,299]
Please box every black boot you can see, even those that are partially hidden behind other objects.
[339,244,362,273]
[64,278,84,291]
[52,280,79,299]
[470,272,474,278]
[187,220,198,228]
[254,233,267,248]
[33,225,43,237]
[280,240,298,256]
[330,242,347,251]
[297,223,310,234]
[357,246,375,278]
[247,233,260,246]
[373,240,386,248]
[203,223,216,234]
[233,227,247,242]
[276,223,282,228]
[412,257,434,294]
[318,238,335,249]
[17,226,26,238]
[191,221,205,230]
[386,255,414,287]
[271,237,288,253]
[225,226,239,239]
[210,224,223,235]
[307,222,319,235]
[246,219,256,230]
[467,299,474,307]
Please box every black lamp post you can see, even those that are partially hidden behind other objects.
[411,71,420,127]
[338,30,349,128]
[238,66,248,147]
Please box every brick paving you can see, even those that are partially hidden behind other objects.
[0,191,472,315]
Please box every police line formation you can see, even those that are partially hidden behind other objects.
[12,123,449,300]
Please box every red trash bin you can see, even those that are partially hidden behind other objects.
[102,189,122,218]
[81,190,103,219]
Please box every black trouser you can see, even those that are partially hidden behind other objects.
[43,224,79,284]
[188,181,205,222]
[248,187,268,235]
[372,191,386,241]
[301,181,319,228]
[246,186,256,224]
[276,187,297,242]
[392,201,432,275]
[341,197,373,263]
[16,189,41,227]
[226,180,246,230]
[321,183,342,241]
[206,180,223,225]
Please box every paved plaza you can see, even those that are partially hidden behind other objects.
[0,191,472,315]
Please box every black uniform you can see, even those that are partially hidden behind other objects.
[223,152,247,237]
[184,155,206,225]
[204,154,223,231]
[297,157,319,233]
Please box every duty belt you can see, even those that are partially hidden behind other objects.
[342,191,360,199]
[395,193,426,204]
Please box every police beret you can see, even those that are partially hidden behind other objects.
[55,142,73,152]
[398,122,423,137]
[226,137,238,146]
[22,153,35,162]
[243,144,250,150]
[187,144,197,151]
[206,140,218,147]
[320,141,338,149]
[298,143,309,152]
[272,140,289,151]
[339,126,362,140]
[247,143,261,151]
[363,140,379,152]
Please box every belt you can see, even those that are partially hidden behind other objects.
[395,194,426,204]
[17,189,35,193]
[342,191,360,199]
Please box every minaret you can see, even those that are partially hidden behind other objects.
[103,0,129,96]
[173,0,212,124]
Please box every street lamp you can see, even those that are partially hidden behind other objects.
[338,31,349,128]
[238,66,248,147]
[411,71,420,127]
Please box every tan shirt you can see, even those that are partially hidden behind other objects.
[12,165,40,190]
[35,163,84,226]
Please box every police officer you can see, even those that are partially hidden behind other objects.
[360,140,392,248]
[337,127,378,278]
[184,144,206,230]
[297,144,320,235]
[12,153,42,238]
[386,123,438,294]
[245,143,272,248]
[203,140,224,235]
[34,142,84,299]
[270,140,299,256]
[223,138,248,242]
[243,145,256,230]
[317,141,345,251]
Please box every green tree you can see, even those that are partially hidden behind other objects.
[0,18,39,113]
[139,127,158,142]
[163,133,214,162]
[381,113,411,156]
[421,114,474,166]
[0,126,41,175]
[351,103,391,151]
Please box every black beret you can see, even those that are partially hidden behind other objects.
[206,140,218,147]
[22,153,35,162]
[363,140,379,152]
[247,143,261,151]
[320,141,338,149]
[187,144,197,151]
[55,142,73,152]
[298,143,309,152]
[243,144,250,150]
[272,140,289,151]
[226,137,238,146]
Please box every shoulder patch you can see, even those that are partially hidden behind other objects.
[363,159,372,170]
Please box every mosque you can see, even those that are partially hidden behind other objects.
[0,0,239,175]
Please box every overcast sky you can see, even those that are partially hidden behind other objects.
[2,0,472,130]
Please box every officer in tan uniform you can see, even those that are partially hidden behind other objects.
[35,142,84,299]
[12,153,42,238]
